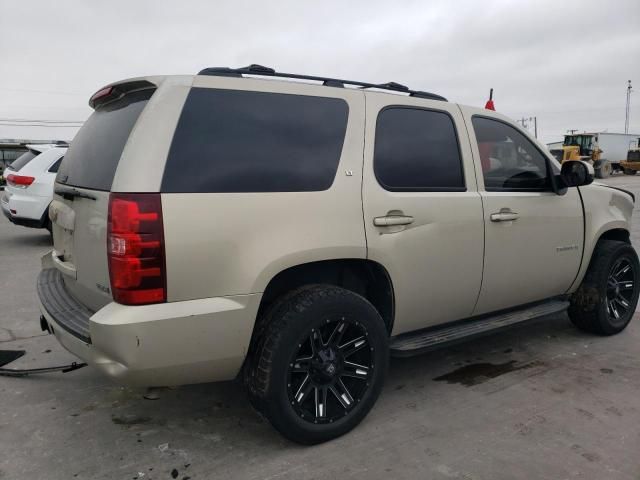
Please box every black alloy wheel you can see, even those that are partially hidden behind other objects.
[246,285,388,444]
[287,317,374,424]
[606,257,636,324]
[570,240,640,335]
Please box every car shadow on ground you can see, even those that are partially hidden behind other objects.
[5,311,630,479]
[93,313,587,449]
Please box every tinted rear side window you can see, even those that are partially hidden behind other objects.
[8,150,38,172]
[374,107,464,191]
[162,88,349,193]
[48,157,63,173]
[56,89,153,191]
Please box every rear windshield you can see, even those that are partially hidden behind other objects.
[2,148,28,165]
[56,89,153,191]
[8,150,38,172]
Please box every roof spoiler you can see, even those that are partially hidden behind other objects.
[89,80,156,109]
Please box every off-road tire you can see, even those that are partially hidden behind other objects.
[245,285,388,444]
[569,240,639,335]
[623,167,637,176]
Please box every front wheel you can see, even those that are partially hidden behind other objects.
[623,167,637,176]
[569,240,640,335]
[246,285,389,444]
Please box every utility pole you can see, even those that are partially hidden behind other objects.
[518,116,538,138]
[625,80,633,134]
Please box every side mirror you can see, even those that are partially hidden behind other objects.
[560,160,594,188]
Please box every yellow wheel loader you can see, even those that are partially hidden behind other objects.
[549,134,611,178]
[620,138,640,175]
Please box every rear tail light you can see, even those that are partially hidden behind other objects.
[6,174,35,188]
[107,193,166,305]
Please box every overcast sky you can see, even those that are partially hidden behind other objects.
[1,0,638,145]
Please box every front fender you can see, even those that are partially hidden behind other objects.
[567,184,634,292]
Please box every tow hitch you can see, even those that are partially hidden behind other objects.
[0,349,87,378]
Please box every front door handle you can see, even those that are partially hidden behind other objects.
[373,214,415,227]
[490,209,519,222]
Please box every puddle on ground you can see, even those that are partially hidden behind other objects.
[433,360,543,387]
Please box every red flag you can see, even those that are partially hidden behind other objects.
[485,88,495,110]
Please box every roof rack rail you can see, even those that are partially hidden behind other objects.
[197,64,447,102]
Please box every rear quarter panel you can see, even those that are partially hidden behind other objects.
[160,77,367,301]
[111,76,194,193]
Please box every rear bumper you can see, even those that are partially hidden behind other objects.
[37,267,261,387]
[2,192,48,228]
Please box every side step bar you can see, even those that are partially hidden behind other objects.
[390,299,569,357]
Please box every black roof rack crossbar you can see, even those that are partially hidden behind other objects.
[197,64,447,102]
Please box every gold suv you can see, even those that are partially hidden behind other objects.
[37,65,638,444]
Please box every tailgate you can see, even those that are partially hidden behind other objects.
[50,83,155,311]
[50,191,111,311]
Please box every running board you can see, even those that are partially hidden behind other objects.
[390,299,569,357]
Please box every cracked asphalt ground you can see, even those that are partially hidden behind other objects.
[2,176,640,480]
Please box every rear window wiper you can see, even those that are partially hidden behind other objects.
[54,185,97,201]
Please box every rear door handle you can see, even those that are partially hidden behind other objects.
[490,210,519,222]
[373,215,414,227]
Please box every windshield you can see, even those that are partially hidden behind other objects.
[564,135,592,150]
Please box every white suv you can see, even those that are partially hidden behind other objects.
[37,65,639,444]
[2,145,67,231]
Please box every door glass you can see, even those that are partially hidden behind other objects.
[374,107,464,191]
[472,116,550,191]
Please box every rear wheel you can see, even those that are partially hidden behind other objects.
[569,240,640,335]
[246,285,388,444]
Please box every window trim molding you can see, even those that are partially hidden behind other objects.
[373,105,467,193]
[471,114,554,193]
